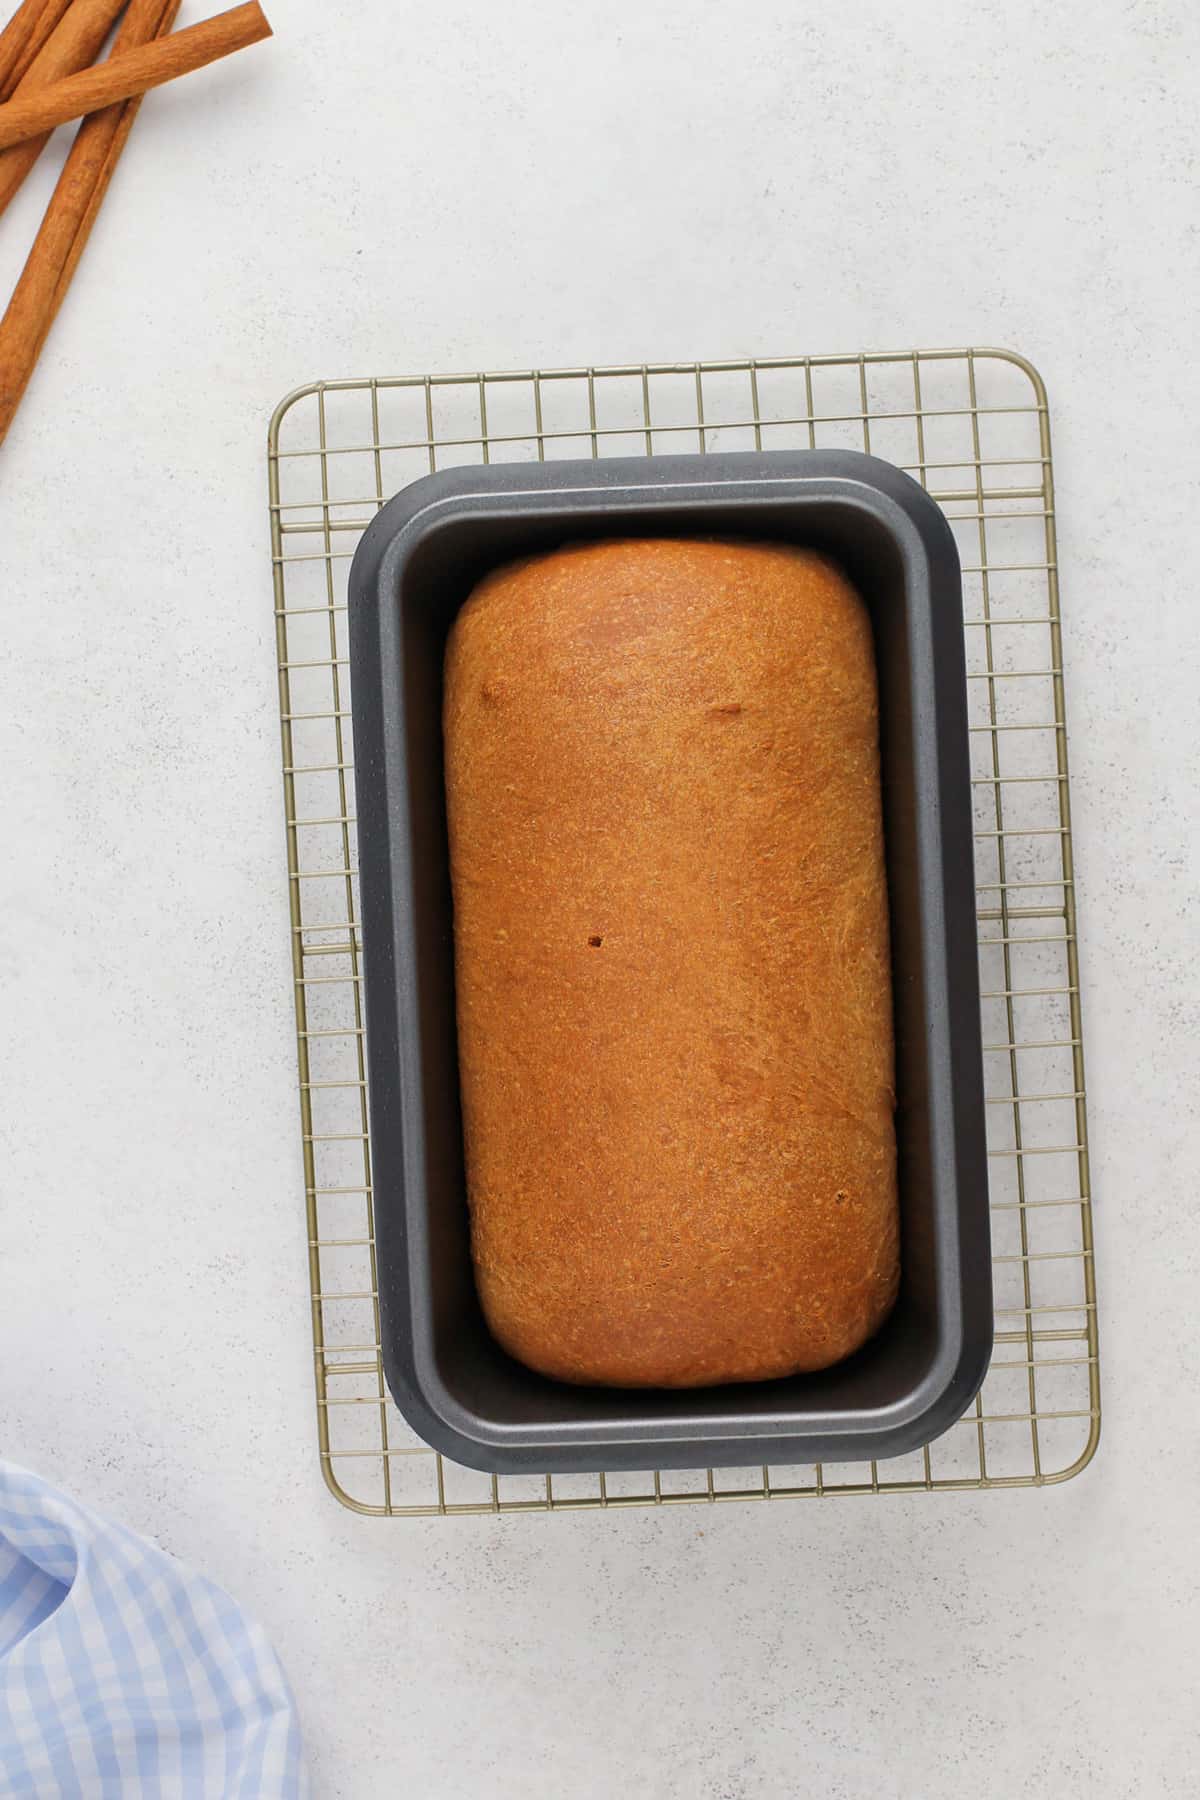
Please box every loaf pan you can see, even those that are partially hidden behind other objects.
[349,449,992,1474]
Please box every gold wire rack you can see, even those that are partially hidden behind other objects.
[267,346,1099,1516]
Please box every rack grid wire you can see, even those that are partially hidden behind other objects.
[267,346,1099,1516]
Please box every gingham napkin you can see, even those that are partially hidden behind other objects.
[0,1460,307,1797]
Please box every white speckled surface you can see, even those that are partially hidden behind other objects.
[2,1,1198,1793]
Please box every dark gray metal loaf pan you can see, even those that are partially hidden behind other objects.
[348,449,992,1474]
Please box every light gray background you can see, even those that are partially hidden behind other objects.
[2,1,1197,1795]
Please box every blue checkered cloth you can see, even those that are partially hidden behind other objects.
[0,1461,307,1797]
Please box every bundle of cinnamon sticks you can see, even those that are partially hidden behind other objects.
[0,0,271,447]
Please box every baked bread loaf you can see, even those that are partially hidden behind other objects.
[443,538,899,1388]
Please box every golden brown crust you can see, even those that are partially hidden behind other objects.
[444,538,899,1387]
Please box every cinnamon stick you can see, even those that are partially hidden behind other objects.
[0,0,43,81]
[0,0,75,100]
[0,0,181,447]
[0,2,272,151]
[0,0,51,95]
[0,0,128,217]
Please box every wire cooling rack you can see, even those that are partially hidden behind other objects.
[267,347,1099,1516]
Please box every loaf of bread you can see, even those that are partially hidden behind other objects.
[443,538,899,1388]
